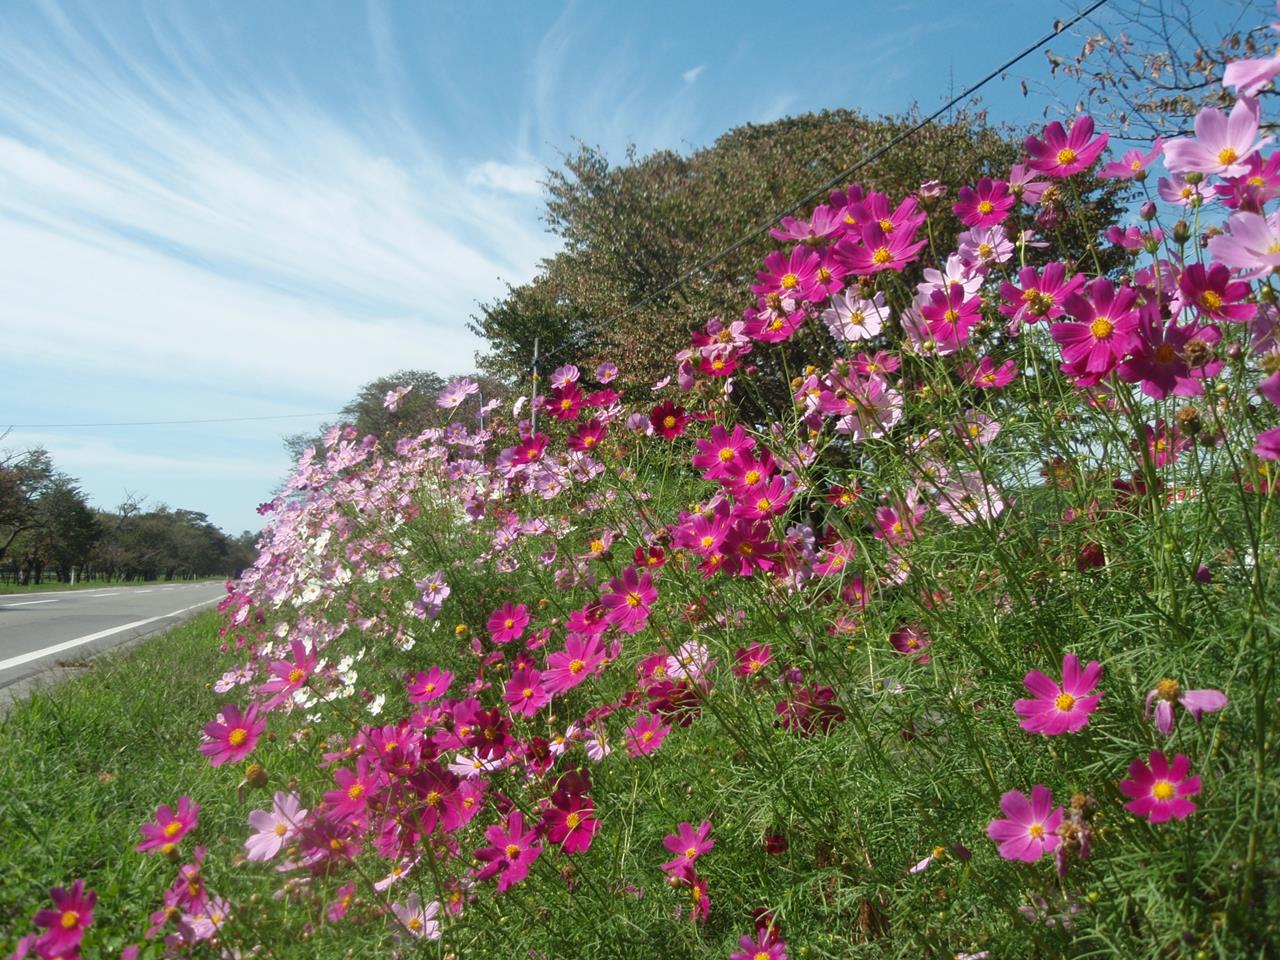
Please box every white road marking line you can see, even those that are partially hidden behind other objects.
[0,599,60,608]
[90,592,121,598]
[136,589,153,594]
[0,598,220,673]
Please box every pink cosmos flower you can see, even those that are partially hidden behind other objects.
[600,566,657,634]
[256,635,317,709]
[962,355,1017,389]
[835,220,927,275]
[595,361,618,382]
[920,282,980,353]
[661,820,714,879]
[1117,306,1222,400]
[504,668,549,718]
[1137,421,1189,468]
[1158,172,1211,207]
[1163,97,1272,177]
[383,384,412,411]
[1145,679,1228,735]
[326,882,356,922]
[437,377,479,409]
[487,602,530,645]
[935,471,1005,525]
[625,712,672,757]
[1014,653,1102,735]
[407,665,454,702]
[957,224,1014,269]
[1119,751,1201,822]
[200,702,265,767]
[999,262,1086,329]
[1052,279,1141,378]
[952,177,1014,226]
[1207,209,1280,277]
[136,795,200,855]
[874,498,926,546]
[32,879,95,957]
[567,417,607,452]
[1024,115,1109,177]
[244,791,307,862]
[733,643,773,677]
[1178,262,1257,324]
[1099,139,1163,180]
[474,810,542,892]
[731,929,788,960]
[1256,425,1280,460]
[752,245,822,301]
[549,363,579,388]
[986,785,1063,861]
[390,893,441,940]
[889,623,932,663]
[544,794,601,854]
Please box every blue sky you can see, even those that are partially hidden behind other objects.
[0,0,1237,535]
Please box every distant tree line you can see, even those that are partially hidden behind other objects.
[0,445,257,585]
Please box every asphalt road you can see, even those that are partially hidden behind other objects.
[0,582,227,701]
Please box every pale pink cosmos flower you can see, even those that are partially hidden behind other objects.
[1207,209,1280,277]
[936,472,1004,525]
[821,289,888,342]
[244,792,307,862]
[1145,678,1228,735]
[383,384,412,411]
[987,785,1063,861]
[390,893,441,940]
[437,378,479,409]
[666,640,712,681]
[1014,654,1103,735]
[1163,97,1272,177]
[549,364,579,389]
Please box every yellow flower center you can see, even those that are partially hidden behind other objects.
[505,843,521,859]
[1056,147,1078,166]
[560,397,573,410]
[521,687,535,699]
[1249,175,1266,187]
[160,842,177,856]
[756,497,772,511]
[1156,678,1181,701]
[663,415,677,429]
[1028,822,1045,839]
[977,200,994,214]
[685,846,698,859]
[347,784,365,800]
[274,822,288,836]
[583,434,596,446]
[1152,780,1176,800]
[227,727,248,747]
[408,917,423,931]
[944,308,959,323]
[1154,343,1176,364]
[780,272,799,289]
[744,469,762,485]
[978,243,994,259]
[641,731,654,743]
[872,246,892,265]
[878,218,894,232]
[288,668,305,684]
[626,592,643,608]
[1217,147,1239,166]
[1055,692,1076,711]
[164,819,184,837]
[566,812,582,828]
[817,267,832,282]
[1089,317,1114,339]
[60,910,79,930]
[590,539,605,553]
[700,535,715,549]
[426,790,442,807]
[504,618,514,629]
[1200,291,1223,311]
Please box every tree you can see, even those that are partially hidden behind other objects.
[470,107,1127,407]
[1045,0,1274,136]
[0,446,56,562]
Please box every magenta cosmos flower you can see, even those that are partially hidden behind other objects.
[661,820,714,879]
[952,177,1014,227]
[986,785,1063,862]
[136,795,200,855]
[1015,653,1103,735]
[543,794,600,854]
[1119,751,1201,822]
[1099,139,1163,180]
[1145,679,1228,735]
[731,929,789,960]
[543,631,606,693]
[1024,115,1109,177]
[487,602,530,645]
[600,566,657,634]
[32,879,95,956]
[200,702,265,767]
[504,667,550,718]
[474,810,542,892]
[625,711,672,757]
[650,400,690,440]
[1052,279,1141,378]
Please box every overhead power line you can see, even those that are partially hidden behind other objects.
[529,0,1110,372]
[5,412,342,429]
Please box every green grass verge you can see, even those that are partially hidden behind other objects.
[0,611,313,957]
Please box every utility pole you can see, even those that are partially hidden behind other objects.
[530,336,540,435]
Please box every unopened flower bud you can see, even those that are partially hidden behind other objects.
[1184,171,1204,185]
[244,762,269,789]
[1175,405,1201,434]
[1225,341,1243,361]
[1139,200,1157,221]
[1172,220,1190,245]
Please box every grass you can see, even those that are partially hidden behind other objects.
[0,578,223,596]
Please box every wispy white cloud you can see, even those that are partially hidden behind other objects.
[0,4,559,406]
[682,65,706,85]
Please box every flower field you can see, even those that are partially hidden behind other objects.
[8,38,1280,960]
